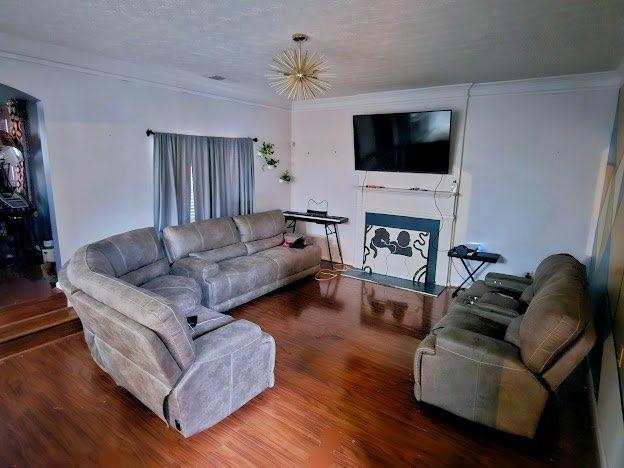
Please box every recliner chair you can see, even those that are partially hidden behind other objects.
[59,227,275,437]
[414,257,595,438]
[450,254,587,325]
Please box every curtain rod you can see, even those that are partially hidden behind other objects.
[146,129,258,142]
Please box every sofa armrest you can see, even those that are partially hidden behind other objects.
[417,327,548,438]
[484,272,532,295]
[171,257,220,282]
[434,327,527,371]
[193,320,262,363]
[414,334,437,400]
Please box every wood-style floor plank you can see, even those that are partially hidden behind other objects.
[0,307,77,343]
[0,273,597,467]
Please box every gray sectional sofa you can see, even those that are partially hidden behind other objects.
[163,210,321,312]
[58,209,320,437]
[414,254,595,438]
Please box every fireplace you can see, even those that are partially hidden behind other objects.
[363,212,439,284]
[343,212,445,296]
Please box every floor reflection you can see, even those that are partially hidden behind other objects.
[359,280,449,338]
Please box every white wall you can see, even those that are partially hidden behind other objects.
[0,56,291,263]
[291,75,619,285]
[455,85,618,281]
[291,86,469,285]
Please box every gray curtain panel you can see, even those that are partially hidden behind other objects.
[153,133,254,233]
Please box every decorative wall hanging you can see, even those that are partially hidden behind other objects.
[279,170,293,184]
[6,99,28,195]
[267,33,333,100]
[257,141,279,170]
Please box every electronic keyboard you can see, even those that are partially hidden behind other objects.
[283,210,348,224]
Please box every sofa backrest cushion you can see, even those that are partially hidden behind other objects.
[68,244,195,369]
[244,234,285,255]
[90,227,165,278]
[532,254,585,291]
[233,210,285,243]
[189,242,247,264]
[519,272,590,374]
[519,254,586,303]
[163,217,240,262]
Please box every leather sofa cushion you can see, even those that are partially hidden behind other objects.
[120,259,170,286]
[531,254,586,293]
[484,272,532,293]
[91,227,165,277]
[190,242,247,263]
[142,275,202,317]
[232,210,286,243]
[245,234,285,255]
[252,244,321,279]
[504,315,522,347]
[478,291,519,311]
[163,217,241,262]
[461,280,491,298]
[189,305,234,338]
[203,255,280,307]
[68,245,195,369]
[519,273,590,374]
[170,257,220,282]
[431,310,506,339]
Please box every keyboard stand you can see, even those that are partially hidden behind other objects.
[447,248,501,297]
[284,212,348,268]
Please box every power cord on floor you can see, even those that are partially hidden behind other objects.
[315,263,350,281]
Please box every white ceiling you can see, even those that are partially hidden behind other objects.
[0,0,622,106]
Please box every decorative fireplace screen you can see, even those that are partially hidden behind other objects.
[362,213,440,284]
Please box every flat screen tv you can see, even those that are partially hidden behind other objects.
[353,110,452,174]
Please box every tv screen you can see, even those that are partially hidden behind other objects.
[353,110,452,174]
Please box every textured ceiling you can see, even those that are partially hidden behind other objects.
[0,0,623,104]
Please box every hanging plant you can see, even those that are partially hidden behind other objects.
[257,141,279,170]
[279,170,293,184]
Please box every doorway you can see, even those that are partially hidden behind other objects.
[0,83,59,308]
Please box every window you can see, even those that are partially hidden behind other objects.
[189,166,196,223]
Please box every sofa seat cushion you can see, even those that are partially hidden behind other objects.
[203,256,279,307]
[252,244,321,279]
[142,275,202,317]
[432,310,506,340]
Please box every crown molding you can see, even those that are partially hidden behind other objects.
[0,33,290,111]
[292,84,472,112]
[470,71,621,97]
[293,71,622,112]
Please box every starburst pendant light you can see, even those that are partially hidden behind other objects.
[268,33,333,100]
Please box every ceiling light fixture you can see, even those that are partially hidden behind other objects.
[267,33,333,101]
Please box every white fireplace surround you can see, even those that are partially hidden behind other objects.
[354,187,455,286]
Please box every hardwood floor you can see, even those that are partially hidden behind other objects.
[0,273,597,466]
[0,290,81,360]
[0,265,56,309]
